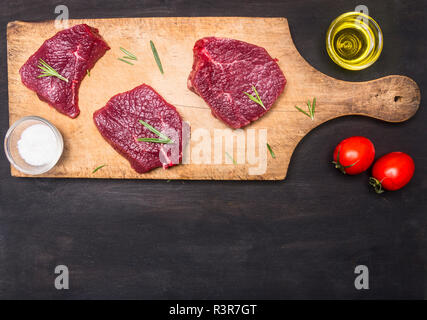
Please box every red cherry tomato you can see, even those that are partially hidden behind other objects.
[369,152,415,193]
[333,136,375,175]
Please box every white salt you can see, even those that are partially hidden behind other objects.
[17,124,58,166]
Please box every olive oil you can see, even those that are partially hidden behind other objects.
[326,12,383,70]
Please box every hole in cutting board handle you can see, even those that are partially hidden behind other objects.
[394,95,402,102]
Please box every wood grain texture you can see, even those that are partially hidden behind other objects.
[7,17,420,180]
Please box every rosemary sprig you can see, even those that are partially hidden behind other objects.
[117,58,134,65]
[295,97,316,120]
[120,47,137,60]
[37,59,68,82]
[138,120,170,140]
[243,85,266,110]
[266,143,276,159]
[92,164,106,173]
[138,119,172,143]
[117,47,137,65]
[150,40,164,74]
[225,151,237,165]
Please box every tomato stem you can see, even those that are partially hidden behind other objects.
[369,177,384,194]
[332,146,359,174]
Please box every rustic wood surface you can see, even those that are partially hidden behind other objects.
[7,17,420,180]
[1,0,426,300]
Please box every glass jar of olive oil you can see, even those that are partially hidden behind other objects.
[326,12,383,70]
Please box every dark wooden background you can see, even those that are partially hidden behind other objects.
[0,0,426,299]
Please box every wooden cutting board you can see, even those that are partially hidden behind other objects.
[7,17,420,180]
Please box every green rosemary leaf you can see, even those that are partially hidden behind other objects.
[138,119,169,140]
[295,105,311,118]
[307,99,311,111]
[311,97,316,117]
[118,58,134,65]
[252,85,266,109]
[243,92,258,103]
[150,40,164,74]
[306,100,314,120]
[87,69,90,77]
[137,138,171,144]
[225,151,237,165]
[92,164,106,173]
[266,143,276,159]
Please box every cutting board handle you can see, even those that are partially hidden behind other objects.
[334,75,420,122]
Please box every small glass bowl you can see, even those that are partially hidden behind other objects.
[326,12,383,70]
[4,116,64,175]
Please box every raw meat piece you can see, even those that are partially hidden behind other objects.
[188,37,286,128]
[93,84,184,173]
[19,24,110,118]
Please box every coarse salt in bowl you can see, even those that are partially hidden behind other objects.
[4,116,64,175]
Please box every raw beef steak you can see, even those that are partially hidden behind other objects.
[19,24,110,118]
[188,37,286,128]
[93,84,184,173]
